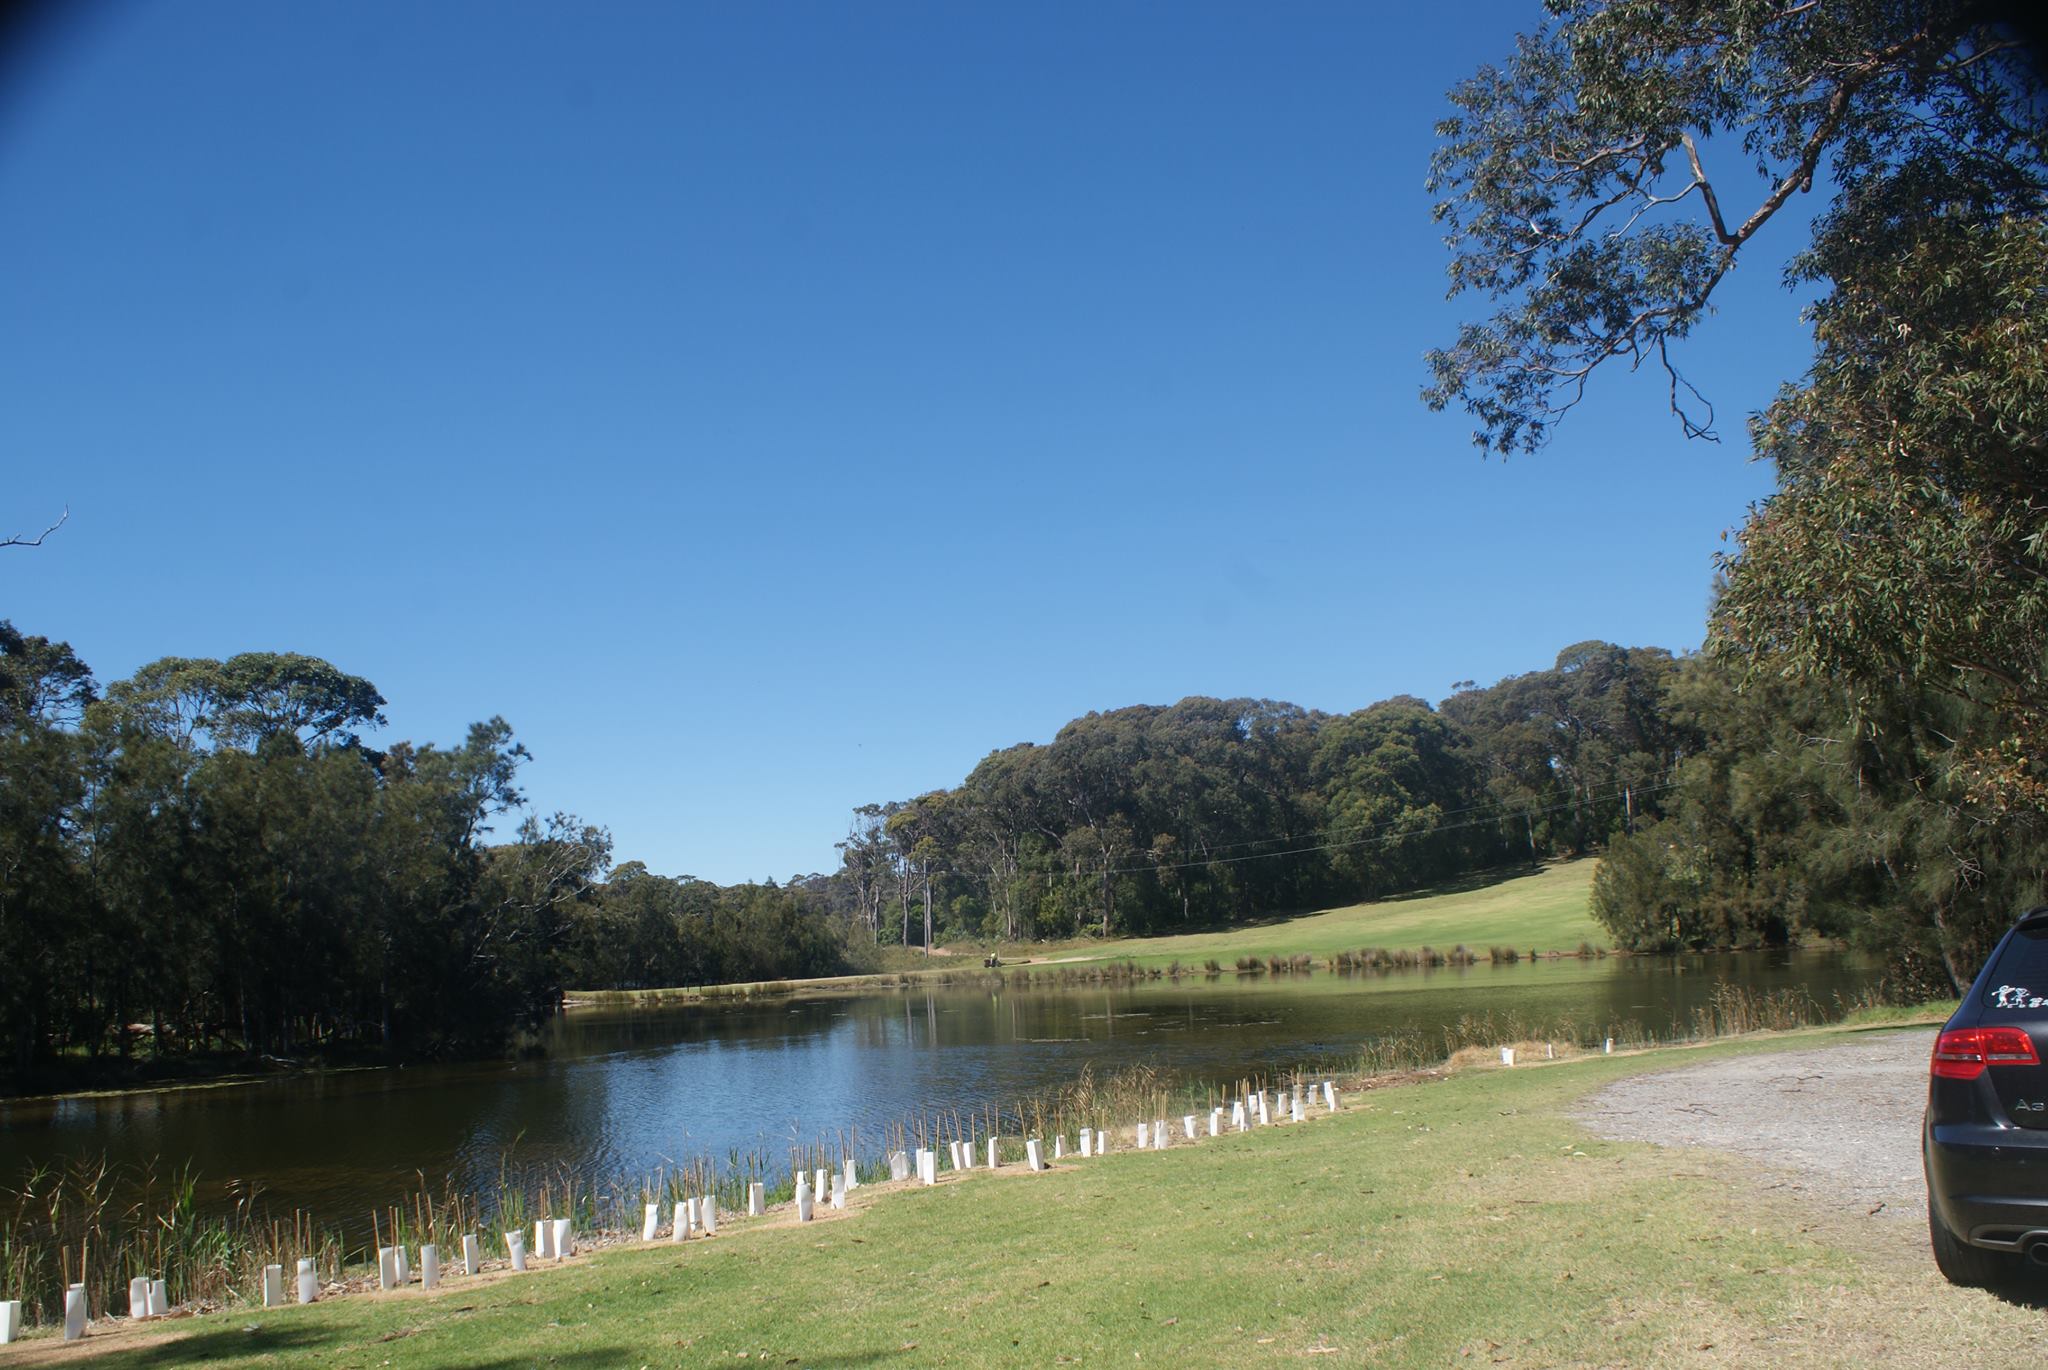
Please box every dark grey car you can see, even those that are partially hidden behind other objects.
[1924,907,2048,1285]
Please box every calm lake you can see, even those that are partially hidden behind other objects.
[0,950,1876,1237]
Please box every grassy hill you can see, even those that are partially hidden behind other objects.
[576,861,1605,1000]
[1002,859,1603,970]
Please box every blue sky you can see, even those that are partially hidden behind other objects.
[1,2,1815,883]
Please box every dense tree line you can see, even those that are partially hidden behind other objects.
[0,626,861,1084]
[826,642,1692,948]
[1592,661,2048,991]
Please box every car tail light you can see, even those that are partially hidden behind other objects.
[1932,1026,2042,1079]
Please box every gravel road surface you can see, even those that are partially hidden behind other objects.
[1576,1030,1937,1236]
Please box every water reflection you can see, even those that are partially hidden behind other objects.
[0,950,1875,1231]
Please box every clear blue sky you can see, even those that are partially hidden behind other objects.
[1,1,1813,883]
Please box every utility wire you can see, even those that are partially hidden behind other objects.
[1122,778,1673,860]
[1089,780,1681,876]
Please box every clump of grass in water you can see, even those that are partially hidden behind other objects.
[1690,983,1820,1036]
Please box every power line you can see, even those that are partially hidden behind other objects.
[1129,779,1668,860]
[1093,780,1681,876]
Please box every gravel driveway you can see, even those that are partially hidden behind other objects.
[1576,1029,1937,1236]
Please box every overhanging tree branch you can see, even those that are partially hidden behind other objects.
[3,507,67,549]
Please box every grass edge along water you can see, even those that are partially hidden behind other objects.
[0,979,1936,1336]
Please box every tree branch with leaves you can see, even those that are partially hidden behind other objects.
[1425,0,2044,453]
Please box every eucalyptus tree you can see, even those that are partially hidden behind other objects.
[0,625,94,1069]
[1427,0,2043,452]
[835,804,894,943]
[1431,0,2048,976]
[1311,696,1473,898]
[885,792,954,951]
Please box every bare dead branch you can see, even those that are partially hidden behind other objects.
[1679,134,1734,244]
[2,506,68,549]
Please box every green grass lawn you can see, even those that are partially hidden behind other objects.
[1006,859,1603,970]
[63,1018,2037,1369]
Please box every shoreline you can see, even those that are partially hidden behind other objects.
[5,939,1850,1105]
[0,1009,1963,1364]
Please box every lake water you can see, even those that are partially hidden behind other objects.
[0,950,1876,1238]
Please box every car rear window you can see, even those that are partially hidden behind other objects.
[1983,925,2048,1010]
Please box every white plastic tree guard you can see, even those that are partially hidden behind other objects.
[814,1166,829,1198]
[462,1233,482,1277]
[395,1247,411,1285]
[533,1220,553,1261]
[262,1264,283,1308]
[298,1257,319,1304]
[1605,1037,1614,1054]
[1080,1128,1093,1158]
[642,1202,661,1241]
[553,1218,573,1257]
[1136,1122,1149,1149]
[919,1149,938,1185]
[378,1247,398,1291]
[1322,1081,1337,1110]
[703,1195,719,1235]
[1026,1138,1044,1172]
[795,1178,814,1223]
[845,1157,858,1192]
[0,1301,20,1344]
[1153,1119,1168,1150]
[1231,1101,1247,1131]
[148,1280,167,1317]
[1291,1093,1305,1124]
[749,1182,766,1216]
[1053,1135,1065,1160]
[1500,1047,1516,1067]
[63,1284,85,1341]
[1256,1094,1271,1126]
[129,1277,150,1319]
[987,1137,1000,1168]
[1183,1114,1197,1140]
[1209,1107,1223,1137]
[830,1177,845,1210]
[890,1150,911,1181]
[506,1231,528,1272]
[422,1244,440,1290]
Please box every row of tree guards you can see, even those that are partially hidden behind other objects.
[5,1075,1343,1345]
